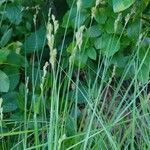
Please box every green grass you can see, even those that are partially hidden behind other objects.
[0,1,150,150]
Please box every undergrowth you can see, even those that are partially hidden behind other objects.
[0,0,150,149]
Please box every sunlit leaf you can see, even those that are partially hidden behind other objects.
[112,0,135,12]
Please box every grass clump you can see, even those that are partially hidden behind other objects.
[0,0,150,149]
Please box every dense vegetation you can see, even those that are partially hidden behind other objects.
[0,0,150,149]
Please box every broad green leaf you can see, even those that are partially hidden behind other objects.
[0,28,13,47]
[86,25,102,38]
[139,43,150,67]
[0,70,10,93]
[94,8,108,24]
[87,47,97,60]
[5,3,23,24]
[3,103,18,113]
[67,42,76,53]
[112,0,135,12]
[105,18,123,34]
[2,92,18,112]
[104,18,115,33]
[66,0,95,8]
[24,27,46,53]
[0,48,10,64]
[74,52,88,68]
[62,8,89,28]
[137,64,150,84]
[111,54,130,68]
[127,19,141,41]
[7,52,28,68]
[3,67,20,91]
[94,34,120,57]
